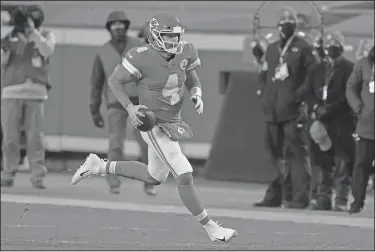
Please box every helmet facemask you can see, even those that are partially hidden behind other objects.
[150,26,185,54]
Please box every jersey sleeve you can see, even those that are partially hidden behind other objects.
[121,47,148,80]
[185,42,201,71]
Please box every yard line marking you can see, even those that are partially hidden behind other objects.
[1,224,65,228]
[1,194,374,229]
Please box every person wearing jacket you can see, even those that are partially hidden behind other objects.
[252,7,319,209]
[346,39,375,214]
[90,11,156,195]
[307,32,355,211]
[1,5,54,189]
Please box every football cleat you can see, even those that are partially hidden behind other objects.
[206,222,237,242]
[71,153,106,185]
[143,183,157,196]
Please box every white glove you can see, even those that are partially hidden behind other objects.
[191,87,203,115]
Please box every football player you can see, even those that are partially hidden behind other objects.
[71,13,237,242]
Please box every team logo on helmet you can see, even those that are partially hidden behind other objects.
[180,59,188,70]
[149,18,159,30]
[178,126,185,135]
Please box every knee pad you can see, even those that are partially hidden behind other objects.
[177,172,193,186]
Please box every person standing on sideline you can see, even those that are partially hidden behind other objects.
[90,11,156,195]
[252,7,319,209]
[1,5,54,189]
[346,39,375,214]
[307,32,355,211]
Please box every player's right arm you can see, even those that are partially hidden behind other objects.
[108,48,148,126]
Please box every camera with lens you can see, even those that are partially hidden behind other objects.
[11,6,29,36]
[10,5,44,37]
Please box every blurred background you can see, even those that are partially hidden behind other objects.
[1,1,374,182]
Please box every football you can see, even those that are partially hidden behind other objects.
[137,108,156,132]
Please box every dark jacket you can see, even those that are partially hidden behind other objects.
[346,57,375,140]
[259,35,320,123]
[308,57,355,126]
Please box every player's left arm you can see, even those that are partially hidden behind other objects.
[184,43,203,114]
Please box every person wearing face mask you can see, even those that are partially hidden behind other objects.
[252,7,320,209]
[89,11,156,196]
[306,32,355,211]
[346,37,375,214]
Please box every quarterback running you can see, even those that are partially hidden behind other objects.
[71,13,237,242]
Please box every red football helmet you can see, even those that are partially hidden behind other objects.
[147,13,185,54]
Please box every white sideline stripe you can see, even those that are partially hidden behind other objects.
[1,26,245,51]
[42,135,211,159]
[1,194,374,229]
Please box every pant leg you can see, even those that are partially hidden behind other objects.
[307,129,324,201]
[1,99,22,179]
[106,108,128,188]
[310,166,321,201]
[19,130,27,165]
[141,126,192,178]
[19,104,27,164]
[316,150,335,207]
[261,123,285,204]
[24,100,46,179]
[282,119,310,206]
[333,157,350,206]
[351,138,375,207]
[139,132,170,183]
[335,117,356,171]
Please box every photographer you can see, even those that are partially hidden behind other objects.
[1,5,55,189]
[307,32,355,211]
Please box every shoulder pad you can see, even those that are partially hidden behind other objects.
[135,46,149,54]
[125,45,151,65]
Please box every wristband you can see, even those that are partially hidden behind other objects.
[190,87,202,97]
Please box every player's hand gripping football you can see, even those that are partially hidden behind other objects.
[126,103,149,127]
[191,87,203,115]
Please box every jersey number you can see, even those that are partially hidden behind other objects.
[162,74,182,105]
